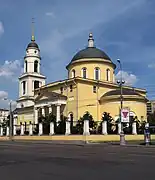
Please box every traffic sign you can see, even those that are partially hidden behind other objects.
[121,108,130,123]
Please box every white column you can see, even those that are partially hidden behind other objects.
[132,122,137,135]
[56,104,61,123]
[0,127,3,136]
[65,120,71,135]
[39,123,43,136]
[29,123,33,136]
[34,108,38,124]
[6,127,9,136]
[13,115,17,126]
[83,119,90,135]
[49,122,54,135]
[49,105,52,114]
[20,124,24,136]
[118,122,121,134]
[42,107,45,117]
[102,121,107,135]
[13,125,16,136]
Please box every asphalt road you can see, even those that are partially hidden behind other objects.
[0,141,154,180]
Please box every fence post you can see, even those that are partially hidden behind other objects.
[118,122,121,134]
[20,124,24,136]
[83,119,90,135]
[132,122,137,135]
[0,126,3,136]
[49,122,54,135]
[29,123,33,136]
[65,120,71,135]
[39,123,43,136]
[13,125,16,136]
[102,121,107,135]
[6,126,9,136]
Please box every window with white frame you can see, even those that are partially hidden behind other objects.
[34,60,38,73]
[71,69,75,78]
[106,69,110,81]
[22,81,26,95]
[82,67,87,79]
[94,67,100,80]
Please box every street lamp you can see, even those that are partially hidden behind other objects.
[117,59,125,145]
[3,98,13,140]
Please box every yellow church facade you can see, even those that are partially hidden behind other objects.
[17,33,147,126]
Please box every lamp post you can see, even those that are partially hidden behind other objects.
[117,59,125,145]
[4,98,13,140]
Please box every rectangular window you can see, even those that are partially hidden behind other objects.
[60,87,63,94]
[70,85,73,92]
[23,81,26,95]
[34,81,39,89]
[93,86,97,93]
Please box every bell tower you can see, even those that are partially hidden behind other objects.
[17,20,46,108]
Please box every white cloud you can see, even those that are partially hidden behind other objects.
[0,91,8,100]
[0,90,16,110]
[45,12,55,18]
[148,63,155,69]
[115,71,138,86]
[0,21,4,36]
[0,60,22,81]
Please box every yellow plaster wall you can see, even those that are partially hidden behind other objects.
[77,81,115,120]
[17,110,34,125]
[46,80,147,122]
[68,60,115,82]
[101,100,147,121]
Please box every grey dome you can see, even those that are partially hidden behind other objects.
[27,41,39,49]
[71,47,111,62]
[103,89,140,97]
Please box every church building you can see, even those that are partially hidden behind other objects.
[16,31,147,125]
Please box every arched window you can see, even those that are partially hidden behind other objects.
[71,69,75,78]
[22,81,26,95]
[82,67,87,79]
[94,67,100,80]
[106,69,110,81]
[34,60,38,73]
[25,61,27,72]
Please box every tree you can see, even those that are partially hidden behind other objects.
[147,112,155,125]
[75,111,96,134]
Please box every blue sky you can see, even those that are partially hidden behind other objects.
[0,0,155,108]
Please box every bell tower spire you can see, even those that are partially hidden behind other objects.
[31,18,35,41]
[17,20,46,109]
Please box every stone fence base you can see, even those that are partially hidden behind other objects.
[0,134,155,142]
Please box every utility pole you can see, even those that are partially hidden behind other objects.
[9,101,13,141]
[117,59,125,145]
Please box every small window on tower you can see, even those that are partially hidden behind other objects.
[34,60,38,72]
[60,87,63,94]
[25,60,27,72]
[34,50,37,54]
[93,86,97,93]
[34,81,39,89]
[70,85,73,92]
[22,81,26,95]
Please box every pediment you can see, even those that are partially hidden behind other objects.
[35,91,67,102]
